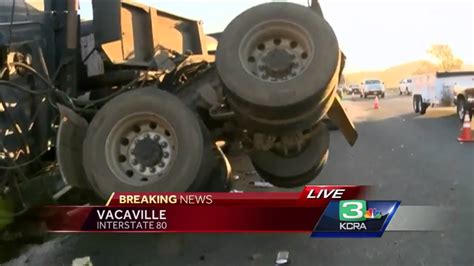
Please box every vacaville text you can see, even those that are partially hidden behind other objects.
[95,209,168,230]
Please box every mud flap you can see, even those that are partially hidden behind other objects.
[56,105,89,188]
[327,97,358,146]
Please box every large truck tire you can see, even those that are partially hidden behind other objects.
[413,95,420,113]
[250,123,329,188]
[231,86,336,133]
[216,3,339,123]
[83,88,209,199]
[186,121,218,192]
[256,150,328,188]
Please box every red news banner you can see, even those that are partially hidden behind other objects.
[43,186,366,232]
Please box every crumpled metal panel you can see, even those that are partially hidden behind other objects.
[92,0,209,67]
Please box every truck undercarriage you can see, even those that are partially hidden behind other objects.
[0,0,356,226]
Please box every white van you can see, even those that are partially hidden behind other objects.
[411,71,474,115]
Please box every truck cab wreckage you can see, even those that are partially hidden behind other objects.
[0,0,357,220]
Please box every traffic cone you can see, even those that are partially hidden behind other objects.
[373,96,379,109]
[458,113,473,143]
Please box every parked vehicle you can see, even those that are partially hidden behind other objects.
[453,77,474,122]
[411,71,474,117]
[399,78,414,96]
[361,79,385,98]
[348,84,361,95]
[338,84,350,94]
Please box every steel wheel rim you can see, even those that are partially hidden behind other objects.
[105,112,178,187]
[239,20,314,83]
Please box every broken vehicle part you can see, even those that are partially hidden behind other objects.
[0,0,355,218]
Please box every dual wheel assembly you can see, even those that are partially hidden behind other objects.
[216,3,340,187]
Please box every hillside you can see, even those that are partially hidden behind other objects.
[462,64,474,71]
[345,61,474,89]
[345,60,436,88]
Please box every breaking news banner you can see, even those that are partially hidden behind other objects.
[39,185,406,237]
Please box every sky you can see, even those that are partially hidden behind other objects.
[79,0,474,73]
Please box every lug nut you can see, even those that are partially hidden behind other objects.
[163,152,169,159]
[158,162,165,168]
[160,142,168,148]
[153,135,160,141]
[131,159,138,165]
[150,167,156,173]
[139,166,146,172]
[144,133,150,139]
[131,149,136,155]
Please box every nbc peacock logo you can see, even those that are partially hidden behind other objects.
[364,208,382,219]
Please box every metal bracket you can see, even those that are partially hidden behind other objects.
[327,96,358,146]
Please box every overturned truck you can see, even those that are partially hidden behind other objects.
[0,0,356,211]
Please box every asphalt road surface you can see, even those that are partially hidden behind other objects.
[5,93,474,266]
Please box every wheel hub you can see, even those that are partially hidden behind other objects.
[261,48,295,79]
[105,113,177,187]
[239,21,314,83]
[128,132,172,177]
[131,134,163,167]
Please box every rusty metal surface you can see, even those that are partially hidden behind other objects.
[92,0,210,67]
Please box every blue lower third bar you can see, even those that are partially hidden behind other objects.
[311,200,400,238]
